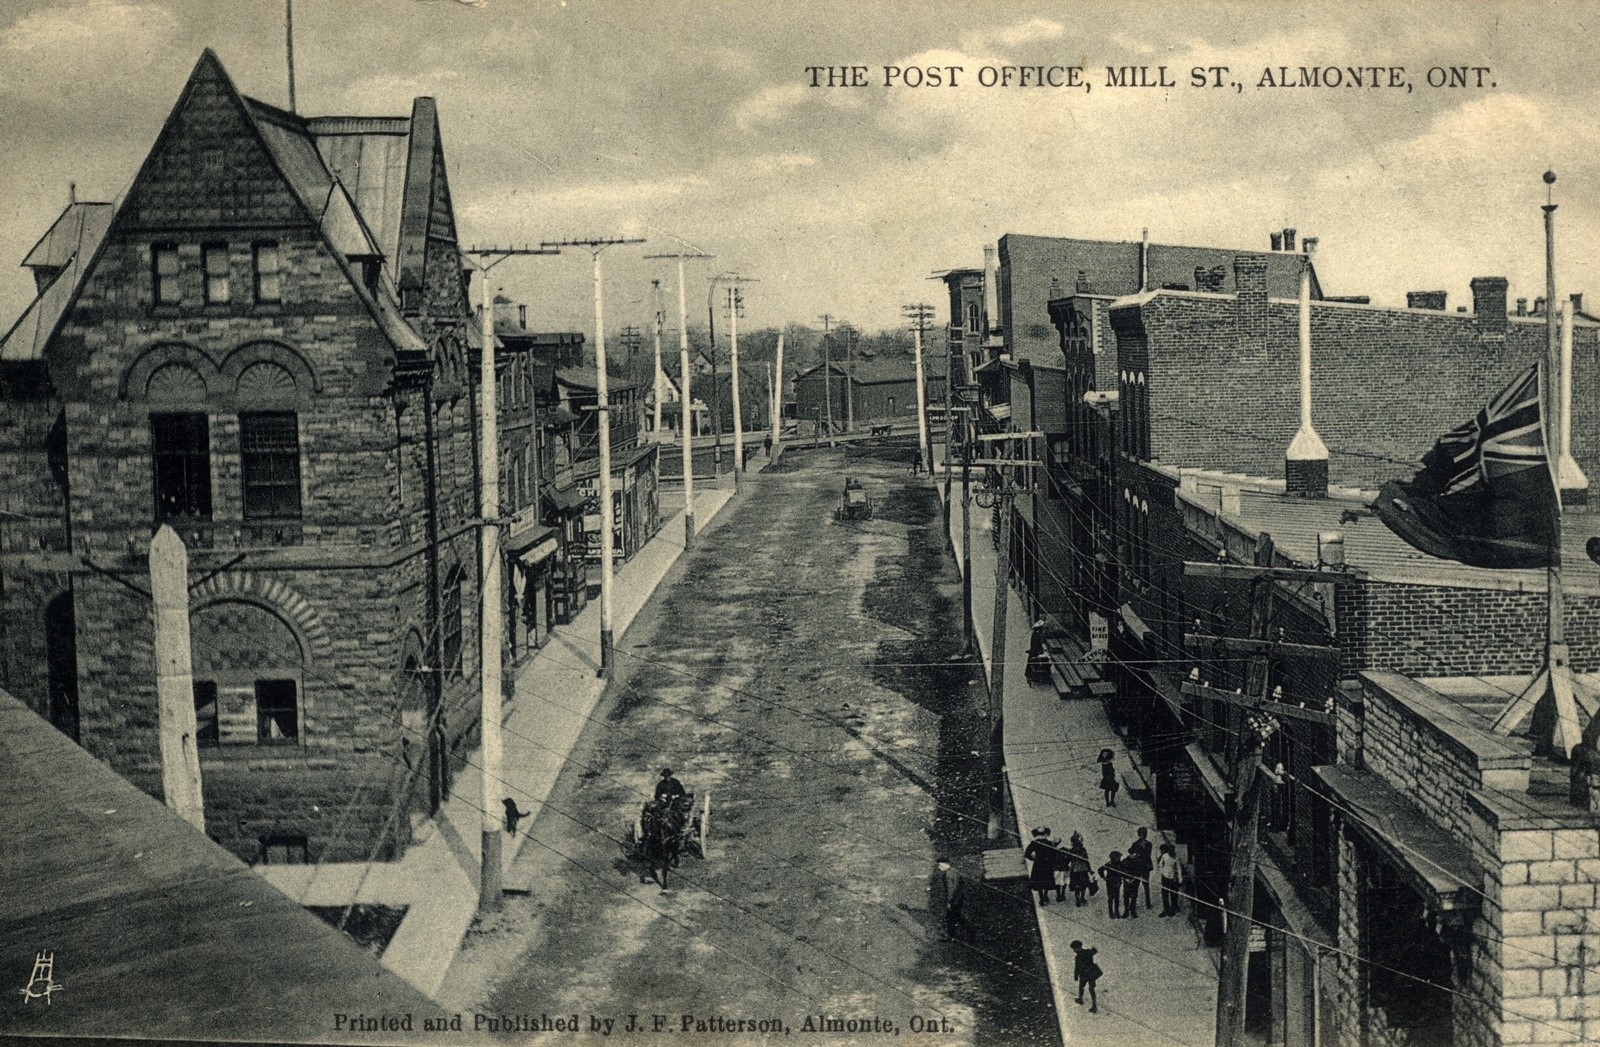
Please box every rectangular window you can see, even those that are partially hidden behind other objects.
[240,412,302,519]
[253,242,281,303]
[255,679,299,743]
[153,243,181,305]
[151,412,212,520]
[194,680,219,746]
[202,242,230,304]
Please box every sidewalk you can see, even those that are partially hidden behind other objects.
[255,478,740,998]
[932,446,1218,1047]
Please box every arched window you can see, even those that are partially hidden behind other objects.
[442,565,464,674]
[44,593,79,741]
[966,302,980,335]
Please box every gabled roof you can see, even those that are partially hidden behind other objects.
[0,202,112,363]
[1,50,435,367]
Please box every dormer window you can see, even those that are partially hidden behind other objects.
[353,256,382,295]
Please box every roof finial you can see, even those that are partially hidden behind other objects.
[68,181,76,205]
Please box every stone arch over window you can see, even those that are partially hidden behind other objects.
[188,572,332,665]
[223,341,317,404]
[122,342,218,403]
[189,598,306,746]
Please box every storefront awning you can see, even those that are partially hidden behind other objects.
[1311,765,1481,912]
[506,521,558,560]
[985,402,1012,421]
[1184,742,1233,807]
[1119,603,1153,646]
[542,485,586,516]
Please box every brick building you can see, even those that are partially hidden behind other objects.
[1135,476,1600,1047]
[0,51,492,862]
[1009,226,1600,1045]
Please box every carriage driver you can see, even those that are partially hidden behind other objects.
[655,767,687,803]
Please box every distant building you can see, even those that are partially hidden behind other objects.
[0,50,487,862]
[792,354,937,431]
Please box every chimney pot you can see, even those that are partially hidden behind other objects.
[1270,232,1283,251]
[1536,296,1547,315]
[1517,298,1528,316]
[1572,292,1585,314]
[1303,236,1318,255]
[1283,228,1297,252]
[1075,269,1091,294]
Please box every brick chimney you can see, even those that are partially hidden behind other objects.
[1270,232,1283,251]
[1517,298,1528,316]
[1572,292,1586,315]
[1471,276,1508,332]
[1282,228,1297,252]
[1406,290,1448,311]
[1075,269,1092,294]
[1234,254,1270,358]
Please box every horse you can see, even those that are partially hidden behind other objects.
[638,798,689,891]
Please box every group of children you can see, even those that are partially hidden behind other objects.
[1023,825,1191,1018]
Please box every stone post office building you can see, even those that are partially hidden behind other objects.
[0,51,492,862]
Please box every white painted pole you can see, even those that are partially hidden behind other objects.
[652,281,664,439]
[730,285,744,488]
[772,332,785,459]
[677,257,696,548]
[151,524,204,832]
[478,266,504,913]
[913,317,930,473]
[1558,299,1588,496]
[1286,255,1328,464]
[595,251,615,677]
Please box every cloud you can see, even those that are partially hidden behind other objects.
[0,1,178,94]
[964,17,1067,51]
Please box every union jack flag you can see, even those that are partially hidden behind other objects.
[1374,363,1558,569]
[1432,364,1548,495]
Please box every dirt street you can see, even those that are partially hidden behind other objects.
[442,443,1060,1047]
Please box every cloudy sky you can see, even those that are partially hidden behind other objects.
[2,0,1600,336]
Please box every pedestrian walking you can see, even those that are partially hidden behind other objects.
[1127,827,1155,909]
[1048,831,1072,903]
[502,796,531,835]
[1066,832,1095,907]
[764,432,773,458]
[928,857,970,942]
[1098,850,1125,918]
[1156,842,1186,917]
[1026,619,1050,683]
[1070,940,1101,1013]
[1023,827,1059,906]
[1097,748,1119,807]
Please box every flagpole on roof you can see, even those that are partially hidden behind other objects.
[1490,171,1595,759]
[285,0,297,113]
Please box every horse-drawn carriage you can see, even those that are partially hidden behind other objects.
[626,791,709,890]
[835,477,873,521]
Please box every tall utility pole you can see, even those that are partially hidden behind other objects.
[817,314,835,441]
[644,250,711,549]
[543,237,646,683]
[772,332,786,460]
[842,322,856,431]
[651,279,665,438]
[903,303,935,473]
[719,275,757,489]
[1181,534,1349,1047]
[463,243,560,915]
